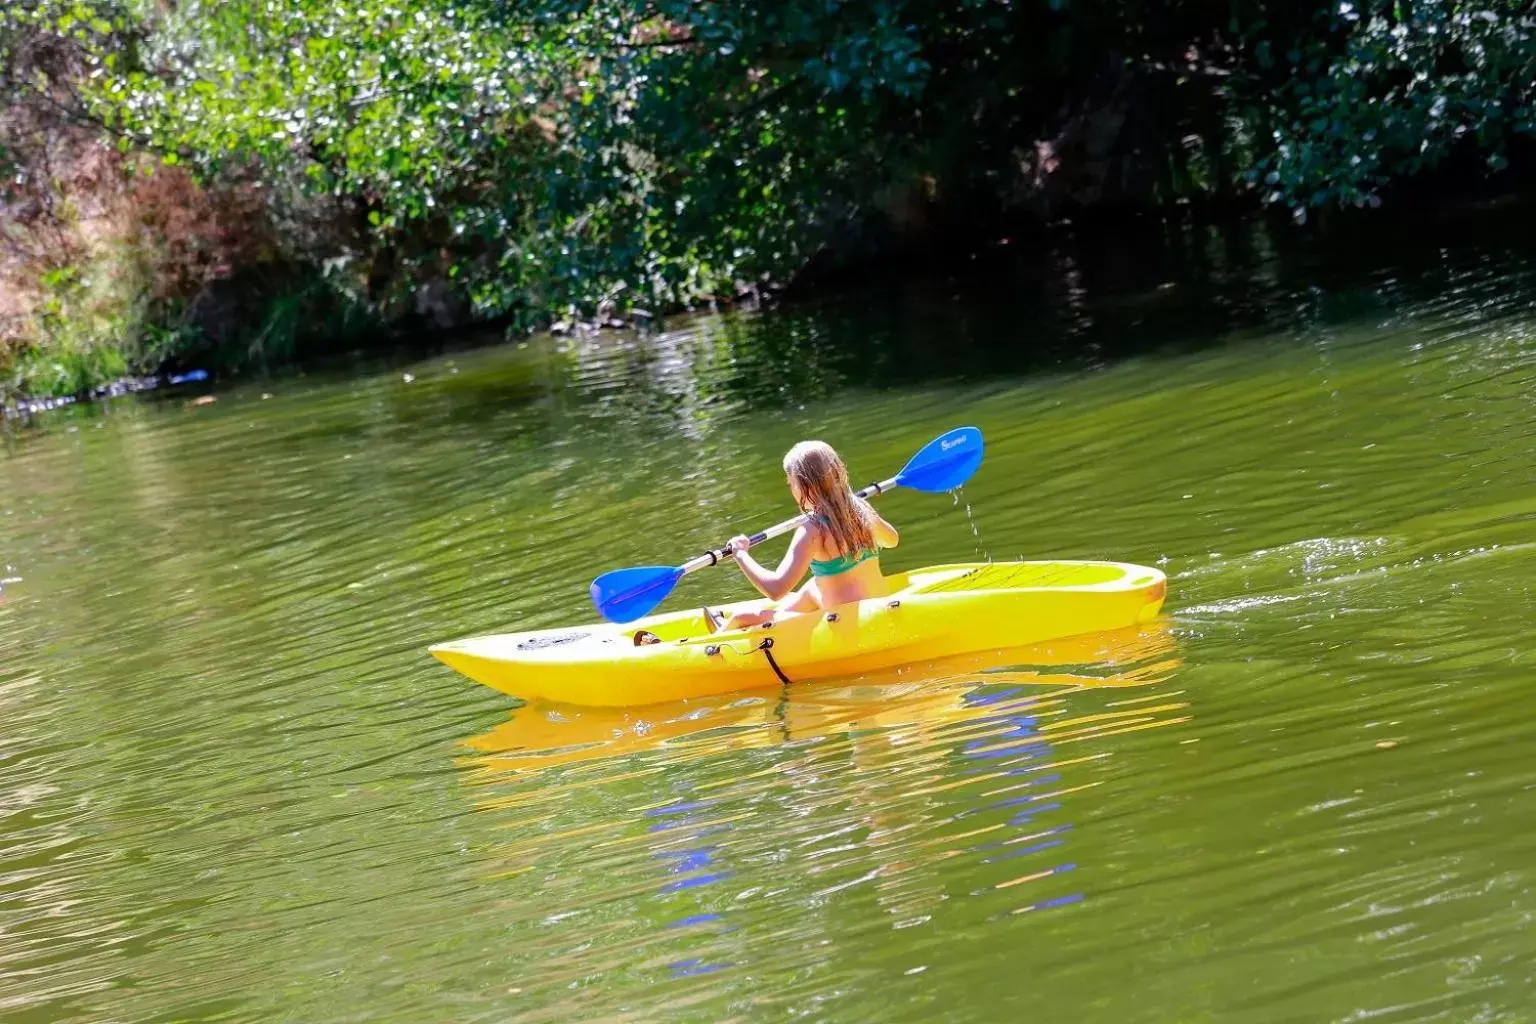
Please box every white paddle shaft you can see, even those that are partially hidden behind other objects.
[677,475,899,576]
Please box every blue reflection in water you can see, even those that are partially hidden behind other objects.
[656,846,719,874]
[1009,800,1062,824]
[989,779,1064,807]
[666,913,723,929]
[643,682,1095,981]
[960,688,1084,911]
[658,871,732,895]
[649,791,734,976]
[669,958,728,978]
[955,773,1062,819]
[1025,892,1084,912]
[963,686,1026,706]
[990,839,1068,863]
[645,799,714,819]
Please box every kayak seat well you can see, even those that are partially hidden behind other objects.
[636,562,1135,647]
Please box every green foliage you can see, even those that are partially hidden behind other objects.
[1244,1,1536,217]
[6,0,1536,399]
[10,261,139,398]
[73,0,952,326]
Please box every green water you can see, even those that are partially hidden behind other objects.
[1,222,1533,1022]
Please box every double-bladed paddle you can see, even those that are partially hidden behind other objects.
[590,426,985,623]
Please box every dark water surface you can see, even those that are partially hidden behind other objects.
[1,220,1533,1021]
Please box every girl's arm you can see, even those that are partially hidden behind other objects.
[872,512,899,549]
[728,526,815,601]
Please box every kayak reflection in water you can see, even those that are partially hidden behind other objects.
[709,440,900,632]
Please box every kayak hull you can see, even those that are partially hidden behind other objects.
[430,561,1167,707]
[463,622,1181,775]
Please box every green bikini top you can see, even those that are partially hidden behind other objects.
[807,514,879,578]
[809,547,879,577]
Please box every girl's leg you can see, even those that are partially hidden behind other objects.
[780,580,822,614]
[723,609,772,629]
[724,581,822,630]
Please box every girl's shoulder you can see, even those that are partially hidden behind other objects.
[854,496,884,522]
[805,512,836,547]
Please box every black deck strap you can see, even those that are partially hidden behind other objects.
[756,637,793,686]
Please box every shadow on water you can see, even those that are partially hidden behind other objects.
[336,207,1536,436]
[10,206,1536,444]
[702,210,1536,405]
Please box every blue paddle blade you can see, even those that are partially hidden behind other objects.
[893,425,985,493]
[590,564,685,623]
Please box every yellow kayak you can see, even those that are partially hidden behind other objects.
[429,560,1167,707]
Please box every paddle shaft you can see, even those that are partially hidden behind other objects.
[676,475,900,576]
[588,426,981,622]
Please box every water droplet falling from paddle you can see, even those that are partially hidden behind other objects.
[950,486,992,563]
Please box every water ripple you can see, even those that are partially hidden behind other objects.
[2,225,1534,1020]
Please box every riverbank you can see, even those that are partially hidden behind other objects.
[9,187,1536,417]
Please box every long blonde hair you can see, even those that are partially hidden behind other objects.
[783,441,875,556]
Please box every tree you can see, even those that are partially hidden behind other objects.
[7,0,1536,396]
[1244,0,1536,218]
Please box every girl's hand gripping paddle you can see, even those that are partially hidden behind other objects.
[590,426,984,623]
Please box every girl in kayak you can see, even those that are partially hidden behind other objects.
[710,440,899,631]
